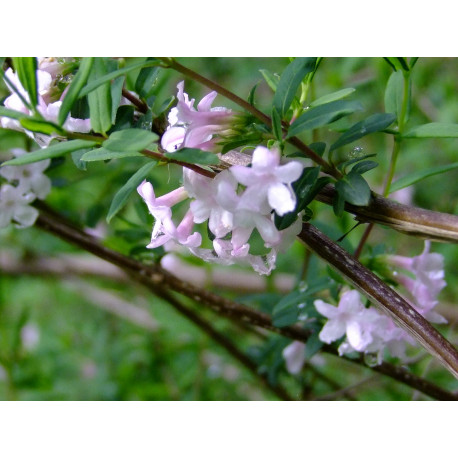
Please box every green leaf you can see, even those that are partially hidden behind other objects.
[106,161,157,223]
[1,140,97,166]
[335,170,371,206]
[330,113,396,151]
[304,333,324,360]
[259,69,279,92]
[287,100,363,138]
[390,162,458,193]
[110,76,125,124]
[309,88,356,107]
[87,58,112,135]
[271,106,283,141]
[273,57,316,117]
[103,128,158,153]
[135,60,160,99]
[12,57,38,108]
[309,142,326,157]
[19,118,64,136]
[164,148,220,165]
[248,82,259,106]
[81,148,143,162]
[79,59,160,98]
[57,57,94,126]
[384,71,403,120]
[403,123,458,138]
[351,160,378,175]
[0,106,32,121]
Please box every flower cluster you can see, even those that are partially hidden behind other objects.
[0,149,51,228]
[386,241,447,324]
[283,241,447,374]
[1,58,90,147]
[161,81,240,153]
[138,144,304,275]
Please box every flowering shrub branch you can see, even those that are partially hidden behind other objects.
[1,56,457,399]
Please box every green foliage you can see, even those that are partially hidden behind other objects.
[12,57,38,108]
[164,148,220,165]
[335,170,371,206]
[272,57,316,117]
[390,162,458,193]
[287,100,364,138]
[106,161,157,223]
[103,128,158,153]
[403,122,458,138]
[58,57,94,126]
[87,58,112,135]
[1,140,98,166]
[330,113,396,151]
[309,88,356,107]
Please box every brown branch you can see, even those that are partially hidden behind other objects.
[316,185,458,243]
[32,205,458,400]
[298,222,458,378]
[122,88,148,113]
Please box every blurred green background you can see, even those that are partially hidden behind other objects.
[0,57,457,400]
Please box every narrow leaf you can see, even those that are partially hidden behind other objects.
[0,106,32,121]
[164,148,220,165]
[273,57,316,117]
[107,161,157,223]
[351,160,378,175]
[87,58,112,135]
[19,118,64,136]
[403,123,458,138]
[58,57,94,126]
[259,69,279,92]
[81,148,143,162]
[330,113,396,151]
[309,88,356,107]
[1,140,97,166]
[390,162,458,193]
[12,57,38,108]
[103,128,158,153]
[79,59,160,98]
[287,100,363,138]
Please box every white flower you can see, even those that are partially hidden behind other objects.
[0,184,38,228]
[0,149,51,199]
[161,81,234,153]
[183,169,235,238]
[315,290,374,352]
[230,146,303,216]
[282,341,306,375]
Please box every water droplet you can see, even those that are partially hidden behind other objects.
[349,146,364,158]
[298,313,308,321]
[298,281,307,292]
[363,352,380,367]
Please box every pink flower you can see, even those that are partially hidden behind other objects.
[282,341,306,375]
[161,81,234,152]
[230,146,303,216]
[386,241,446,323]
[315,290,373,351]
[183,169,235,238]
[137,180,201,250]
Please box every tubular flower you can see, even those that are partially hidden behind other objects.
[161,81,236,152]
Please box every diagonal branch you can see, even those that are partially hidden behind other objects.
[33,205,458,400]
[298,222,458,378]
